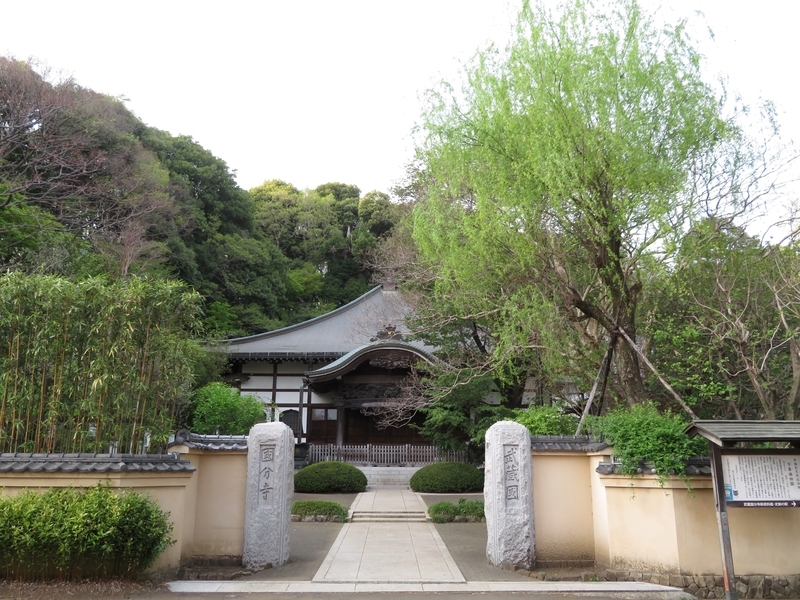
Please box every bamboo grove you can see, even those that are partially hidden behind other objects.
[0,274,202,454]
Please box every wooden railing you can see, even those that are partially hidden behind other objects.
[307,444,466,466]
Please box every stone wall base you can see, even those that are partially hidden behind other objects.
[176,556,251,581]
[535,560,595,568]
[522,566,800,599]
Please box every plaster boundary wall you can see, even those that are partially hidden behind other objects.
[531,446,800,581]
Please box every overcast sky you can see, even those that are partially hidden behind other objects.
[3,1,798,206]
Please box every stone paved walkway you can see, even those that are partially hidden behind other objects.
[167,489,685,596]
[313,522,464,583]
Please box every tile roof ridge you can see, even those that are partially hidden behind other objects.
[219,285,384,344]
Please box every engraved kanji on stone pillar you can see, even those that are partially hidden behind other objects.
[485,420,534,570]
[243,422,294,569]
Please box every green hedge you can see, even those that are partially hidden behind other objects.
[291,500,348,521]
[409,462,483,493]
[294,461,367,493]
[428,499,485,523]
[0,485,174,580]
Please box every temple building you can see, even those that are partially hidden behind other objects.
[222,283,437,447]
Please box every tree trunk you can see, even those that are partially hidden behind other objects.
[788,338,800,420]
[497,377,526,409]
[606,278,646,405]
[613,328,647,405]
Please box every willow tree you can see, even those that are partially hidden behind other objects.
[0,274,202,453]
[411,0,767,408]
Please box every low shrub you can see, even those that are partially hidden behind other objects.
[409,462,483,493]
[512,404,577,435]
[294,461,367,493]
[191,382,265,435]
[0,485,174,580]
[427,498,485,523]
[585,402,709,484]
[291,500,348,521]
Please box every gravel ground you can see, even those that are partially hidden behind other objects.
[0,579,166,600]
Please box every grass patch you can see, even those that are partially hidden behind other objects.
[291,500,348,521]
[427,498,485,523]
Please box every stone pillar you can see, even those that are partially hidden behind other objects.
[243,422,294,569]
[484,420,534,570]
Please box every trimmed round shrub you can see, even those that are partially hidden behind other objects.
[294,461,367,493]
[409,462,483,493]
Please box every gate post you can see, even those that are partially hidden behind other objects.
[484,421,534,570]
[243,422,294,569]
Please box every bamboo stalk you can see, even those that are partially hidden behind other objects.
[129,315,151,453]
[8,333,22,452]
[0,337,16,451]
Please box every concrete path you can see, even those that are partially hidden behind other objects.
[167,580,689,594]
[314,489,462,582]
[312,523,463,583]
[167,489,687,597]
[350,489,426,513]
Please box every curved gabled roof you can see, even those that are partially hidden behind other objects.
[305,340,441,383]
[222,285,430,359]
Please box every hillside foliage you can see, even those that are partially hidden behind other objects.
[0,57,400,340]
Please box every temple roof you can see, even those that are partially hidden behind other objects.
[223,285,430,360]
[305,341,441,383]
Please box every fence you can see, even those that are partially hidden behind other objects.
[307,444,466,466]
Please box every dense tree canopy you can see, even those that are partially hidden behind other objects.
[0,58,174,277]
[645,219,800,420]
[250,179,399,325]
[398,0,782,416]
[1,57,399,341]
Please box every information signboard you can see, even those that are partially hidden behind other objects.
[722,453,800,508]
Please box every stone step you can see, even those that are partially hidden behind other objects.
[356,466,423,487]
[350,517,428,523]
[350,511,428,523]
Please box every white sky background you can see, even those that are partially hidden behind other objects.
[2,1,799,213]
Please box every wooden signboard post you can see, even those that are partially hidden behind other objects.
[686,421,800,600]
